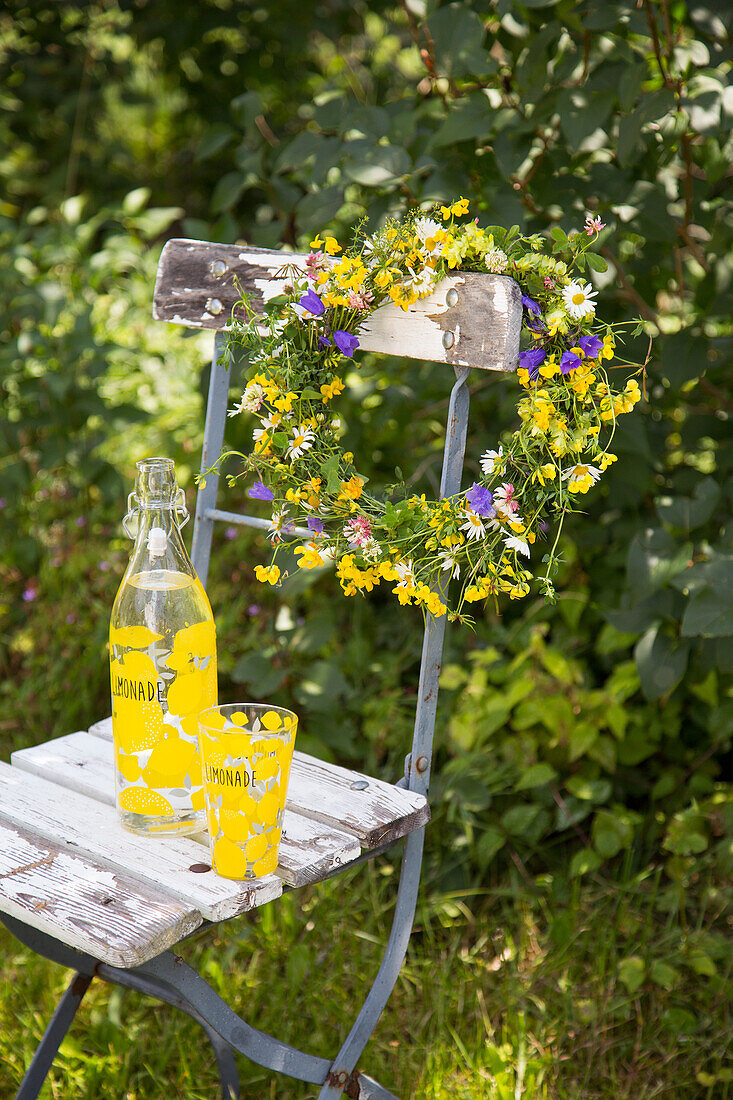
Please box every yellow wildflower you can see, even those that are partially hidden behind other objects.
[294,542,326,569]
[320,377,345,402]
[440,197,469,220]
[324,236,341,255]
[600,334,615,360]
[339,476,365,501]
[274,391,298,413]
[254,564,281,586]
[532,463,557,486]
[309,235,323,249]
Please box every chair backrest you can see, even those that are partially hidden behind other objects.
[153,237,523,799]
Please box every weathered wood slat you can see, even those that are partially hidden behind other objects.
[0,819,201,967]
[0,761,281,922]
[287,752,429,848]
[153,239,522,372]
[83,719,429,850]
[12,732,362,888]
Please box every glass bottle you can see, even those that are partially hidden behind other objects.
[109,457,217,836]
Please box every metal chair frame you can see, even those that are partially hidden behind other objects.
[6,247,520,1099]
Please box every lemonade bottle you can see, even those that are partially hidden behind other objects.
[110,457,217,836]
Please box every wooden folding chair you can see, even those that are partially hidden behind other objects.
[1,238,520,1100]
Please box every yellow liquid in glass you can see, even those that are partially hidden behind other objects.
[110,569,217,836]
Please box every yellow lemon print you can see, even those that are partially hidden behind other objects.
[143,736,200,788]
[244,832,268,863]
[250,849,278,877]
[231,711,248,726]
[113,698,165,754]
[119,788,175,816]
[220,810,250,844]
[116,750,143,783]
[261,710,283,731]
[254,755,279,783]
[167,621,216,673]
[167,670,205,717]
[213,836,248,879]
[190,786,206,812]
[110,625,163,649]
[256,789,282,828]
[220,732,251,758]
[200,707,226,731]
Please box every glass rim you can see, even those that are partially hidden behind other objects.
[198,702,298,731]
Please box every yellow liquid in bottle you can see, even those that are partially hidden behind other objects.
[110,569,217,836]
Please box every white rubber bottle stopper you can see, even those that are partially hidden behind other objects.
[146,527,168,557]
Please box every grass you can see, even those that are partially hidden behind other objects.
[2,852,730,1099]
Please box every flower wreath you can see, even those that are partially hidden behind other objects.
[221,200,643,623]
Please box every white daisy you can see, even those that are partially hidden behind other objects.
[504,535,530,557]
[252,413,280,444]
[395,559,416,588]
[267,510,288,542]
[460,510,486,541]
[480,446,504,474]
[286,424,315,461]
[406,265,437,296]
[485,248,508,274]
[438,550,461,579]
[562,281,598,321]
[413,217,443,257]
[561,463,601,493]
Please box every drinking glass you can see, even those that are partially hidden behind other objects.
[198,703,297,880]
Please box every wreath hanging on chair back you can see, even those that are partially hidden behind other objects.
[219,200,643,623]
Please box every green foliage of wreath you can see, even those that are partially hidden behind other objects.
[222,201,644,622]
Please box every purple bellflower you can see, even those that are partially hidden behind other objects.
[465,483,496,518]
[560,350,581,374]
[518,347,547,379]
[577,334,603,358]
[248,481,274,501]
[299,289,325,316]
[307,516,325,535]
[333,330,359,358]
[521,294,541,316]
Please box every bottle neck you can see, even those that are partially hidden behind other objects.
[126,504,195,581]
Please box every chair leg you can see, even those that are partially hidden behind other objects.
[15,971,93,1100]
[317,827,425,1100]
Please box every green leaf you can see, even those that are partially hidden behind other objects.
[626,528,692,596]
[650,960,679,991]
[426,4,490,78]
[431,93,493,148]
[195,126,235,162]
[569,848,602,877]
[585,251,608,273]
[476,826,506,864]
[231,652,286,696]
[500,803,542,838]
[656,477,720,530]
[566,776,611,803]
[618,956,646,994]
[320,454,341,494]
[681,590,733,638]
[515,762,557,789]
[211,172,246,213]
[634,624,690,701]
[567,721,597,762]
[342,141,410,189]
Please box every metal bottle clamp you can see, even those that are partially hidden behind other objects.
[122,488,190,539]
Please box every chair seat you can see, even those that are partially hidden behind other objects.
[0,724,428,968]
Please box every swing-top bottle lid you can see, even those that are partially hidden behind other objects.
[135,457,176,506]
